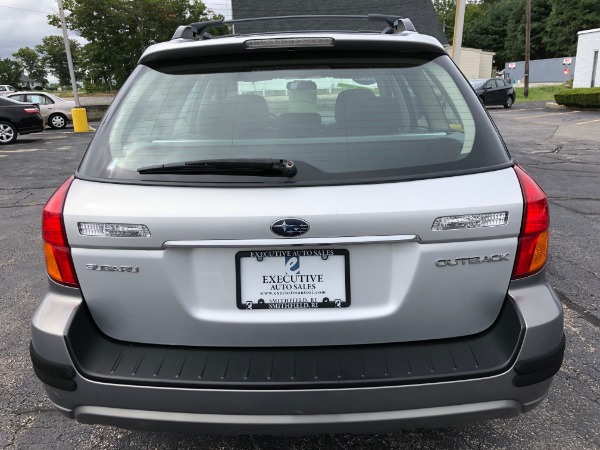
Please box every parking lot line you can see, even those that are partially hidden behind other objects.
[575,118,600,125]
[503,107,544,112]
[514,111,580,120]
[0,148,44,154]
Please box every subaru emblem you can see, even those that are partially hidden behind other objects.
[270,218,310,237]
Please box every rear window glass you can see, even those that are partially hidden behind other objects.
[78,53,510,185]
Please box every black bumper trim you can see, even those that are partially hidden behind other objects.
[30,342,77,392]
[513,334,565,387]
[65,297,526,390]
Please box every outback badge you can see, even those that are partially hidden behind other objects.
[270,218,310,237]
[86,264,139,273]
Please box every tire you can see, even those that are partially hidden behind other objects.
[504,96,514,109]
[0,121,17,145]
[49,113,68,129]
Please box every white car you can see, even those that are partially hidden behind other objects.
[7,91,75,129]
[0,85,17,95]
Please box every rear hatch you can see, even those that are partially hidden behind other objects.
[67,42,520,347]
[65,172,522,347]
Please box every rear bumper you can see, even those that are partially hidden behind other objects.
[51,399,538,435]
[18,118,44,135]
[31,275,564,433]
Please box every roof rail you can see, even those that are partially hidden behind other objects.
[172,15,417,41]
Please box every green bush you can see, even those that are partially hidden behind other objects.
[554,88,600,107]
[83,81,116,94]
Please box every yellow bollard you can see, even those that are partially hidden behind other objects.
[71,108,89,132]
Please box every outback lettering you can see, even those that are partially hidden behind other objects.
[86,264,140,273]
[435,254,510,267]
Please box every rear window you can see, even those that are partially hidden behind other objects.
[0,97,28,106]
[78,53,510,185]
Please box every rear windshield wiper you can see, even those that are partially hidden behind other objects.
[137,159,297,178]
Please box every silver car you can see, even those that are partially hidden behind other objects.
[7,91,75,128]
[31,15,564,434]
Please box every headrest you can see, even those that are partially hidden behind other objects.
[277,112,322,137]
[334,89,377,124]
[197,94,270,138]
[230,94,269,119]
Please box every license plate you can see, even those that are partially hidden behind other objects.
[235,249,350,310]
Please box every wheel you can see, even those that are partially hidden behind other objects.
[0,121,17,145]
[504,96,514,109]
[49,113,68,129]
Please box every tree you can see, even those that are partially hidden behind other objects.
[503,0,554,62]
[434,0,491,44]
[0,58,23,87]
[463,0,516,67]
[35,36,82,87]
[79,44,119,90]
[12,47,47,87]
[48,0,222,88]
[543,0,600,56]
[437,0,600,71]
[462,2,487,48]
[432,0,456,42]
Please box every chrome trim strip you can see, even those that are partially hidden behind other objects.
[162,234,421,248]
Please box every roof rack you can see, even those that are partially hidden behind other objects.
[172,15,417,41]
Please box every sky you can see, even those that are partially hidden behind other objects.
[0,0,231,60]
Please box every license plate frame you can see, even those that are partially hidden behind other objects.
[235,249,350,310]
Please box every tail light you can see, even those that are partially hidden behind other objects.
[42,176,78,287]
[512,165,550,279]
[24,107,40,114]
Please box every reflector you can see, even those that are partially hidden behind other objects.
[78,223,151,238]
[432,212,508,231]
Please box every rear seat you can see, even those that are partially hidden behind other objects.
[197,94,270,139]
[327,89,402,136]
[277,112,322,137]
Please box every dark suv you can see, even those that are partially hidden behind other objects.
[31,15,563,434]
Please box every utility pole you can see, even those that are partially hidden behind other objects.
[451,0,466,66]
[57,0,80,107]
[524,0,531,98]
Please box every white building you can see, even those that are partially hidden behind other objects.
[573,28,600,88]
[445,47,495,79]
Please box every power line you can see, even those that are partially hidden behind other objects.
[0,4,52,14]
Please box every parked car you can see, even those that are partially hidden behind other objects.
[0,96,44,144]
[7,91,75,128]
[470,78,515,108]
[0,85,17,96]
[31,15,564,434]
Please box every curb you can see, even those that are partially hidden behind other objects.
[546,101,600,111]
[546,102,567,110]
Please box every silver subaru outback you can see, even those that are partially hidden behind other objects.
[31,15,564,434]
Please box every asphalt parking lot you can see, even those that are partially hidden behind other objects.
[1,104,599,449]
